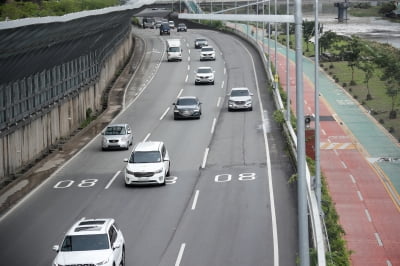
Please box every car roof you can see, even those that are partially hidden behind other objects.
[197,66,212,70]
[195,38,207,41]
[177,96,198,101]
[66,218,114,236]
[201,46,214,49]
[134,141,163,152]
[231,87,249,91]
[107,123,128,128]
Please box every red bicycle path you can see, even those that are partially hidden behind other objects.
[269,41,400,265]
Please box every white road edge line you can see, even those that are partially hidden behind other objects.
[239,40,279,266]
[105,171,121,189]
[211,118,217,134]
[191,190,200,210]
[201,148,209,169]
[160,107,170,120]
[143,133,151,142]
[175,243,186,266]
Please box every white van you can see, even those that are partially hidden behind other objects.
[166,39,182,62]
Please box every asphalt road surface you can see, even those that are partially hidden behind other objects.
[0,26,298,266]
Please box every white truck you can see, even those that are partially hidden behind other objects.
[166,39,182,62]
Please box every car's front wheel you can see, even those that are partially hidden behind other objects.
[120,247,125,266]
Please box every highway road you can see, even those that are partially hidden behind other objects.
[0,26,298,266]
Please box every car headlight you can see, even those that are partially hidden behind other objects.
[96,257,110,265]
[246,100,252,104]
[126,168,134,175]
[155,168,163,173]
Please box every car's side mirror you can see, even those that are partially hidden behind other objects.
[52,245,59,252]
[123,158,129,162]
[250,93,254,96]
[172,103,176,105]
[127,130,131,134]
[112,242,121,250]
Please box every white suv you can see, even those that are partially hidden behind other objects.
[52,218,125,266]
[194,66,215,85]
[200,46,216,61]
[124,141,170,186]
[228,87,254,111]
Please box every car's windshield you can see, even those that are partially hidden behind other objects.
[168,47,180,52]
[179,24,185,27]
[130,151,161,163]
[61,234,109,251]
[177,98,197,106]
[196,39,206,43]
[105,126,126,135]
[201,47,214,52]
[231,90,250,97]
[197,68,212,74]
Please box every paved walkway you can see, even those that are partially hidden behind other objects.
[230,23,400,265]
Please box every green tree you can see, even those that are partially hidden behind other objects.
[340,36,363,83]
[302,20,315,52]
[319,30,339,55]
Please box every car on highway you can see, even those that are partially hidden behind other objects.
[168,20,175,29]
[195,66,215,85]
[52,218,125,266]
[142,17,155,29]
[177,23,187,32]
[101,123,133,150]
[160,23,170,35]
[155,19,162,28]
[124,141,170,186]
[194,38,208,49]
[228,87,254,111]
[173,96,202,120]
[200,46,216,61]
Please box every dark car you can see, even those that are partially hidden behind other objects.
[160,23,170,35]
[177,23,187,32]
[194,38,208,49]
[173,96,202,120]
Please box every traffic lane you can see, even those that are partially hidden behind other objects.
[212,31,298,264]
[156,167,274,266]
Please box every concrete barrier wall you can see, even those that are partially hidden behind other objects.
[0,33,133,180]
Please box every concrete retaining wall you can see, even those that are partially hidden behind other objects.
[0,33,133,180]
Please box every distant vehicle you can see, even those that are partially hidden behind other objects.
[155,19,162,28]
[160,23,170,35]
[228,87,253,111]
[194,38,208,49]
[142,17,155,29]
[166,39,182,62]
[177,23,187,32]
[101,123,133,150]
[200,46,216,61]
[168,20,175,29]
[52,218,125,266]
[173,96,202,120]
[124,141,170,186]
[194,66,215,85]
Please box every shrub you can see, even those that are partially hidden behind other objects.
[379,118,385,124]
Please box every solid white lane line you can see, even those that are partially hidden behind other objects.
[143,133,151,142]
[349,174,356,184]
[105,171,121,189]
[374,232,383,246]
[160,107,170,120]
[240,40,279,266]
[201,148,209,169]
[175,243,186,266]
[211,118,217,134]
[216,97,221,107]
[357,191,364,201]
[365,209,372,222]
[177,88,184,98]
[191,190,200,210]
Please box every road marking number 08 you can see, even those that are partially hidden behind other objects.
[215,173,256,183]
[54,179,98,188]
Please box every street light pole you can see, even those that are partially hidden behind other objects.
[295,0,310,264]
